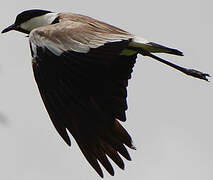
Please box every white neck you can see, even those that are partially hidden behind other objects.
[20,12,58,32]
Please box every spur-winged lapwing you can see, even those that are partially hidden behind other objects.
[2,9,210,178]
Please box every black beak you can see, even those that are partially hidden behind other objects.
[1,24,16,33]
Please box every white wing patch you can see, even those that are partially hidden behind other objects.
[129,36,149,48]
[30,41,38,58]
[30,35,64,56]
[120,36,150,56]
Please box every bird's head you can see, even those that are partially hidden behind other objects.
[2,9,58,34]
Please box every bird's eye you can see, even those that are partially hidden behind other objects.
[51,17,59,24]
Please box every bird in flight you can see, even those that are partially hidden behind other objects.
[2,9,210,178]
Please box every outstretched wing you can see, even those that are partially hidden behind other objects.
[30,19,137,177]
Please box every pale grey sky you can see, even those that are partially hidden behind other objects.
[0,0,213,180]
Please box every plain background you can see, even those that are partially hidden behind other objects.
[0,0,212,180]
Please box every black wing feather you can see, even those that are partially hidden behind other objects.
[31,41,137,177]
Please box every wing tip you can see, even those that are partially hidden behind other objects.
[130,140,137,150]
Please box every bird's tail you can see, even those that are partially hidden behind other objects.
[127,36,183,56]
[123,36,210,81]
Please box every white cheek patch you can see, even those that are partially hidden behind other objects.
[20,13,58,32]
